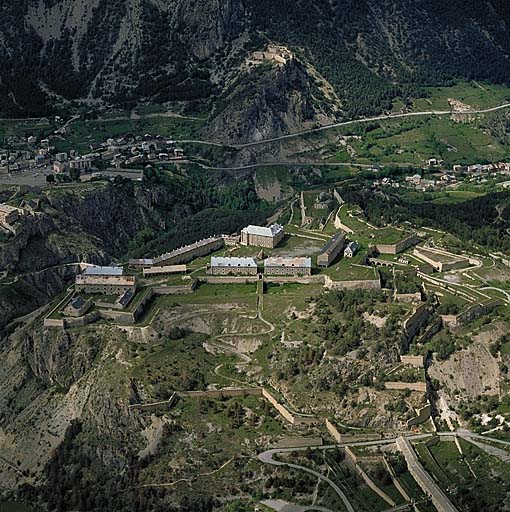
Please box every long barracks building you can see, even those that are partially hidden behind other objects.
[264,257,312,276]
[210,257,258,276]
[317,232,346,268]
[129,236,225,268]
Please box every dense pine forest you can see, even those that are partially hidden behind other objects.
[2,0,510,117]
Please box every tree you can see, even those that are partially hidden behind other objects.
[69,167,81,181]
[46,173,55,183]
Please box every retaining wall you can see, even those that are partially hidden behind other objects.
[375,233,419,255]
[275,437,324,448]
[400,355,424,368]
[198,276,260,285]
[265,275,325,285]
[324,275,381,291]
[43,318,65,328]
[407,403,432,428]
[441,300,501,329]
[385,381,427,393]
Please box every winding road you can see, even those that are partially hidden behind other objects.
[180,103,510,150]
[258,450,355,512]
[258,431,510,512]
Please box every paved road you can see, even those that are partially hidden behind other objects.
[196,161,376,171]
[396,437,459,512]
[463,437,510,462]
[481,286,510,305]
[258,450,355,512]
[181,103,510,149]
[260,499,335,512]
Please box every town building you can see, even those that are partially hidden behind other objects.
[241,224,284,248]
[53,161,67,173]
[55,153,68,162]
[344,241,359,258]
[69,158,92,170]
[264,257,312,276]
[210,257,258,276]
[63,296,92,317]
[317,232,346,267]
[75,274,137,295]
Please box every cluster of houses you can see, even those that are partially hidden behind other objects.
[0,128,186,179]
[373,160,510,192]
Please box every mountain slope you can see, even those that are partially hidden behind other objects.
[2,0,510,125]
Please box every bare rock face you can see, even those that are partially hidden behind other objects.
[205,59,338,144]
[0,322,142,489]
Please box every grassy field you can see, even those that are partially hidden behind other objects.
[403,189,487,205]
[349,116,508,166]
[415,438,510,509]
[323,255,377,281]
[53,116,205,154]
[411,82,510,112]
[0,118,56,143]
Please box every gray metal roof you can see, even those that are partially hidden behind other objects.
[319,232,345,256]
[242,224,284,238]
[211,257,257,268]
[345,241,359,252]
[83,265,124,276]
[264,257,312,268]
[69,296,87,309]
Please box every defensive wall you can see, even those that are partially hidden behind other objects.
[394,291,422,303]
[374,233,420,255]
[441,299,501,329]
[324,275,381,291]
[384,382,427,393]
[396,437,460,512]
[383,456,412,503]
[334,205,354,233]
[349,457,397,507]
[400,355,425,368]
[401,303,430,353]
[407,403,432,428]
[44,282,196,329]
[413,246,471,272]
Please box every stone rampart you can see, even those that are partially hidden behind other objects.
[407,403,432,428]
[385,381,427,393]
[324,275,381,291]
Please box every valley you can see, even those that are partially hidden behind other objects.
[1,3,510,509]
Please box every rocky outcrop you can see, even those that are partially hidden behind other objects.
[0,322,142,489]
[205,59,337,144]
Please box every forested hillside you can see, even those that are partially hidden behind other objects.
[2,0,510,119]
